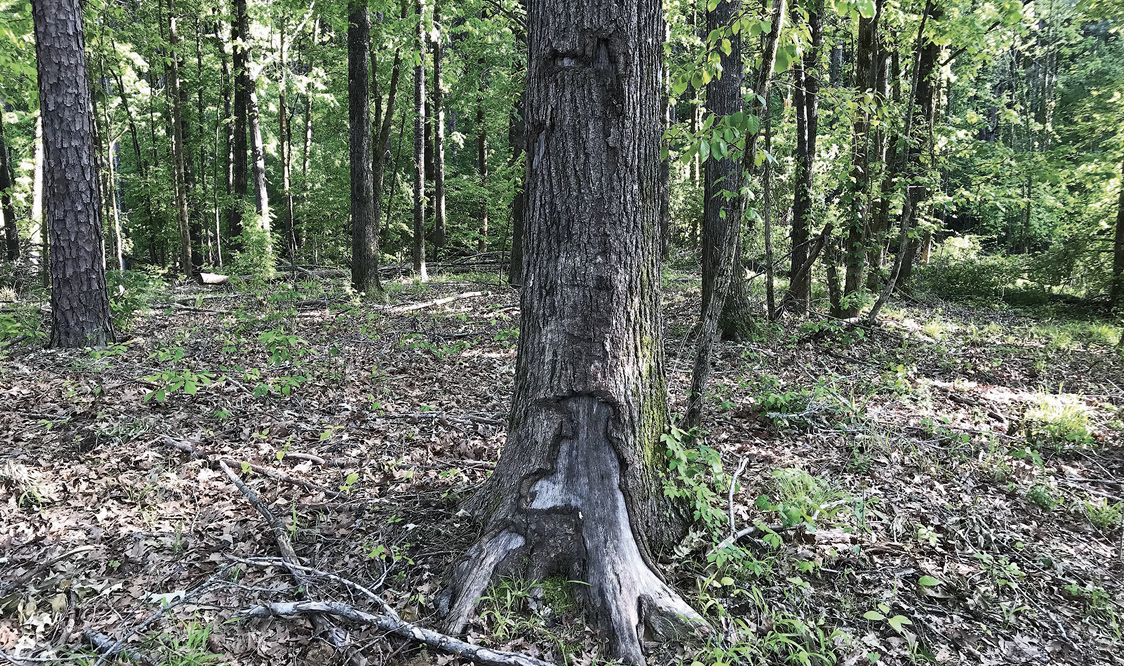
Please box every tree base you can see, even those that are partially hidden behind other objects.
[440,397,708,665]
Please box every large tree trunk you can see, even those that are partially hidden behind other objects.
[441,1,706,662]
[431,0,446,249]
[0,120,19,261]
[1113,157,1124,307]
[229,0,250,245]
[31,0,115,347]
[841,1,882,316]
[165,0,195,277]
[412,0,428,279]
[786,0,824,315]
[349,0,380,294]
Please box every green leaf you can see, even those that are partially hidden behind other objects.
[863,610,885,621]
[918,575,942,587]
[856,0,877,18]
[887,615,912,632]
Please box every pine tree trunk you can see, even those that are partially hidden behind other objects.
[412,0,428,279]
[349,0,380,294]
[786,0,824,315]
[31,0,115,347]
[431,0,446,249]
[441,2,706,662]
[165,0,194,277]
[0,120,19,261]
[229,0,249,245]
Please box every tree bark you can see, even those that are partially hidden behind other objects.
[1112,157,1124,306]
[786,0,824,315]
[441,2,706,662]
[229,0,250,245]
[412,0,428,279]
[841,0,882,316]
[165,0,195,277]
[700,0,747,343]
[476,83,488,253]
[507,95,526,285]
[350,0,380,294]
[280,18,296,259]
[0,119,19,261]
[432,0,447,249]
[31,0,115,347]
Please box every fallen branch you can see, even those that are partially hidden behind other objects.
[161,436,330,496]
[390,291,489,313]
[241,600,555,666]
[227,555,398,620]
[85,631,157,666]
[217,461,355,659]
[0,545,94,597]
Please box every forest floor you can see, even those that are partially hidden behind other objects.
[2,268,1123,666]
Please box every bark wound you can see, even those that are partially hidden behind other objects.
[443,397,703,665]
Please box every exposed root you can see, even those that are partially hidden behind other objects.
[442,396,709,665]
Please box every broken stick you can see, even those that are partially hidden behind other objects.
[241,600,555,666]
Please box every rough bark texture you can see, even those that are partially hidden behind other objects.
[165,0,195,277]
[1113,157,1124,307]
[786,0,824,315]
[441,1,706,662]
[700,0,748,342]
[32,0,115,347]
[412,0,428,280]
[279,21,296,259]
[229,0,249,245]
[350,2,380,294]
[841,2,882,316]
[0,120,18,261]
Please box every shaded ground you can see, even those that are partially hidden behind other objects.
[1,269,1123,665]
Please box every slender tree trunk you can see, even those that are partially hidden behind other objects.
[349,0,380,294]
[476,86,488,253]
[229,0,249,245]
[431,0,446,249]
[300,22,316,251]
[841,0,882,315]
[0,120,19,261]
[412,0,428,279]
[371,16,403,243]
[165,0,195,277]
[869,0,937,323]
[195,17,211,265]
[248,88,270,227]
[1111,157,1124,306]
[866,45,896,292]
[31,0,115,347]
[280,19,296,260]
[32,117,46,280]
[442,2,706,661]
[763,92,776,321]
[786,0,824,315]
[507,96,526,285]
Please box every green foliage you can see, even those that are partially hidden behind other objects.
[914,238,1028,302]
[1025,394,1095,449]
[1083,498,1122,530]
[662,426,729,534]
[108,269,167,330]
